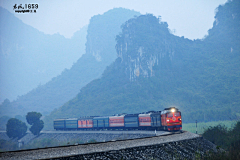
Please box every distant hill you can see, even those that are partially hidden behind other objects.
[44,0,240,129]
[0,7,87,103]
[0,8,141,118]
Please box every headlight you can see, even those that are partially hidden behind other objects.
[171,108,175,112]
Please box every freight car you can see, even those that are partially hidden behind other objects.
[54,107,182,131]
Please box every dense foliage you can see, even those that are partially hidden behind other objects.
[26,112,42,125]
[44,0,239,129]
[26,112,44,135]
[0,139,18,152]
[29,120,44,135]
[202,121,240,159]
[6,118,27,139]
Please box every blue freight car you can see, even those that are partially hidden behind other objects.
[124,114,139,128]
[54,119,66,130]
[65,118,78,129]
[93,117,109,128]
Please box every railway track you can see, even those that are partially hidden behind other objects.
[41,130,173,135]
[0,130,194,160]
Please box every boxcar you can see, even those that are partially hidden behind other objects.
[109,115,125,128]
[138,111,162,130]
[139,113,151,127]
[78,117,94,129]
[150,111,161,128]
[65,118,78,129]
[93,117,109,129]
[54,119,66,130]
[124,114,139,128]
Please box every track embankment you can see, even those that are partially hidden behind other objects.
[0,131,218,160]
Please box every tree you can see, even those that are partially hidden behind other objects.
[26,112,42,125]
[26,112,44,135]
[29,120,44,135]
[6,118,27,139]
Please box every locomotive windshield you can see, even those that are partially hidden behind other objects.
[174,112,180,116]
[167,112,180,117]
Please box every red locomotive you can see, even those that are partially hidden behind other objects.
[161,107,182,131]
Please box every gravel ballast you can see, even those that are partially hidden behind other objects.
[0,131,217,160]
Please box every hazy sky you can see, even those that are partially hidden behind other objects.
[1,0,227,40]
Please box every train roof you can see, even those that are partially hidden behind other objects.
[93,116,109,119]
[65,118,78,120]
[78,116,97,120]
[140,110,161,114]
[109,115,125,118]
[54,119,66,121]
[164,107,178,110]
[124,114,139,117]
[161,107,180,114]
[138,113,151,117]
[139,110,161,116]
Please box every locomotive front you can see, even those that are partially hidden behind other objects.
[161,107,182,131]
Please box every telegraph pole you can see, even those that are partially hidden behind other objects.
[196,120,198,134]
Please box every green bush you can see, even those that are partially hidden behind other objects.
[202,121,240,159]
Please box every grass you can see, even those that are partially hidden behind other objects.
[182,120,237,134]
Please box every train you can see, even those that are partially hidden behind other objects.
[54,107,182,131]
